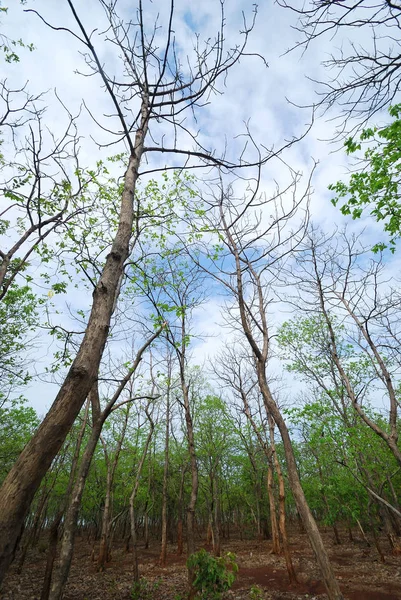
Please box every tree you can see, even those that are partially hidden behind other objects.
[0,0,265,581]
[282,228,401,468]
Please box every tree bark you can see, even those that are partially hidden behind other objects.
[160,366,171,567]
[258,371,343,599]
[268,414,296,584]
[267,462,280,554]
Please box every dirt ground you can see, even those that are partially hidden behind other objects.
[2,529,401,599]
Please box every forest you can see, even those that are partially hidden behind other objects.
[1,1,401,600]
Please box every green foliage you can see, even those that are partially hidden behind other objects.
[131,577,160,600]
[187,549,238,600]
[0,403,39,483]
[0,1,34,63]
[250,585,264,600]
[330,104,401,252]
[0,281,38,402]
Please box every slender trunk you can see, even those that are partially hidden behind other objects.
[40,515,62,600]
[97,471,112,571]
[367,506,385,563]
[160,381,170,567]
[184,393,198,558]
[212,477,221,557]
[267,462,280,554]
[98,408,129,571]
[381,506,401,555]
[347,525,354,543]
[356,518,370,547]
[268,414,296,584]
[17,485,50,573]
[129,413,154,582]
[258,370,343,600]
[144,509,149,550]
[182,381,198,599]
[177,467,186,556]
[333,524,341,545]
[0,99,150,583]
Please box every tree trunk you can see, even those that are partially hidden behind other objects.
[97,472,112,571]
[160,376,170,567]
[183,381,198,599]
[40,515,62,600]
[268,414,296,584]
[257,370,344,600]
[212,477,221,557]
[49,414,103,600]
[0,100,149,583]
[267,462,280,554]
[129,411,154,582]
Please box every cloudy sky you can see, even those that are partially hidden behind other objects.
[2,0,400,414]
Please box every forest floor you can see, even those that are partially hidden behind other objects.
[2,529,401,600]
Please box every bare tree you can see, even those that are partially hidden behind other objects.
[0,83,90,300]
[0,0,267,580]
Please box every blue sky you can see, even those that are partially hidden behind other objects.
[2,0,401,414]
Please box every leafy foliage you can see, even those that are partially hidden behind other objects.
[330,104,401,252]
[187,549,238,600]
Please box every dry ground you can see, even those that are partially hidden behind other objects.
[2,529,401,599]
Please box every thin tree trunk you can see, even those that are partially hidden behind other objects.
[40,515,62,600]
[212,477,221,557]
[177,466,186,556]
[268,414,296,584]
[160,372,171,567]
[98,408,129,571]
[129,408,154,582]
[183,381,198,599]
[267,462,280,554]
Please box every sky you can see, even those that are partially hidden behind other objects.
[2,0,401,415]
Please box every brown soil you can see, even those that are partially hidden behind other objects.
[2,529,401,599]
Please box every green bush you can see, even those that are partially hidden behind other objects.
[187,549,238,599]
[131,577,160,600]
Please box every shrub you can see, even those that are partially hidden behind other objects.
[187,549,238,599]
[131,577,160,600]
